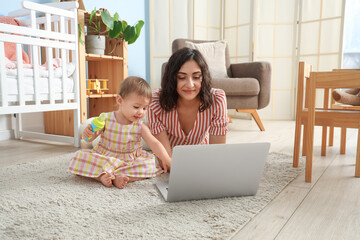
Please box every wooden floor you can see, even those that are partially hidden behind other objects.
[1,118,359,239]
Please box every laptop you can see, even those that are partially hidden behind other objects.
[156,142,271,202]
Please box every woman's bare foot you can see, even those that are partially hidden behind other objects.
[112,175,129,189]
[95,172,113,187]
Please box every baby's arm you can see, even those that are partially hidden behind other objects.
[141,123,172,172]
[83,124,102,142]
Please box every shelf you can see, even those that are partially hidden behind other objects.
[86,53,124,61]
[87,94,117,98]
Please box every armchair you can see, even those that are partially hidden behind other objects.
[169,39,271,130]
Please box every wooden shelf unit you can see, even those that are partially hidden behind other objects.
[44,9,128,137]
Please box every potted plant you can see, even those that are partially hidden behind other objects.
[84,8,144,55]
[85,8,107,55]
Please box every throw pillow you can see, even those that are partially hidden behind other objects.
[185,40,228,78]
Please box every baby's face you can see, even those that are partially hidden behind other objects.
[118,93,150,122]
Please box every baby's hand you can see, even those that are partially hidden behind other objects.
[83,124,101,142]
[158,157,171,173]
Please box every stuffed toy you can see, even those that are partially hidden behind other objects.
[332,88,360,106]
[0,16,30,64]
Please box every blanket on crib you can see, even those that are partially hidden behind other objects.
[0,16,30,64]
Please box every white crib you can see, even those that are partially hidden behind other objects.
[0,1,80,147]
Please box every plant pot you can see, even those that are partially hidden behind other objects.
[85,35,106,55]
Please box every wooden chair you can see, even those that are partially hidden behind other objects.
[293,62,360,182]
[328,69,360,154]
[294,64,348,161]
[294,62,331,164]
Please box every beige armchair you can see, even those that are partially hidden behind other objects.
[167,38,271,131]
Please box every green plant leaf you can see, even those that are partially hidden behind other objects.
[78,24,84,45]
[108,20,123,39]
[134,20,144,38]
[101,10,114,30]
[122,20,128,31]
[89,8,96,25]
[123,26,136,44]
[113,12,119,21]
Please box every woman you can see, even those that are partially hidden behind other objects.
[147,47,229,163]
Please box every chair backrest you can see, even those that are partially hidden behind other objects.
[172,38,232,77]
[296,62,312,114]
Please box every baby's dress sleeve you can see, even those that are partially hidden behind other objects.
[209,89,229,136]
[147,89,167,135]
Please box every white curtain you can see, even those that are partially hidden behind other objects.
[149,0,192,89]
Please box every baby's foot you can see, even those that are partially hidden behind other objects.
[96,172,113,187]
[112,175,129,189]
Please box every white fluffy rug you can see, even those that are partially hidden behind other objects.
[0,152,303,240]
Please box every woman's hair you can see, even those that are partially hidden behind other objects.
[118,76,152,100]
[159,47,213,112]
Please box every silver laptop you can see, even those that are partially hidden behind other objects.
[156,142,271,202]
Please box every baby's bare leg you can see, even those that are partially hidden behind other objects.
[95,172,113,187]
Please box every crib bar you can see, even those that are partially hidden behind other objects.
[45,13,55,105]
[0,42,7,107]
[0,23,75,43]
[59,16,67,103]
[30,10,41,106]
[61,48,67,103]
[20,131,76,145]
[9,1,76,19]
[1,102,79,115]
[22,15,62,26]
[70,7,80,147]
[0,34,75,51]
[15,114,23,140]
[16,43,25,106]
[65,19,70,63]
[54,23,60,59]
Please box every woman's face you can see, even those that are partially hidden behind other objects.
[176,60,202,101]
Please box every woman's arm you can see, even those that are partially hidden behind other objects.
[141,123,172,172]
[209,135,226,144]
[209,89,229,143]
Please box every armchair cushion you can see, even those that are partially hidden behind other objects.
[185,40,228,79]
[212,78,259,96]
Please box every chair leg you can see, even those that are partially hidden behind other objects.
[329,126,334,146]
[305,80,316,183]
[302,124,307,156]
[356,128,360,177]
[340,127,346,154]
[305,125,314,183]
[293,121,302,168]
[321,126,327,156]
[228,113,232,123]
[236,109,265,131]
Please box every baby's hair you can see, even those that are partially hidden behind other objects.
[118,76,152,100]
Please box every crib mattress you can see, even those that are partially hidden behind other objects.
[6,62,75,78]
[3,76,74,95]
